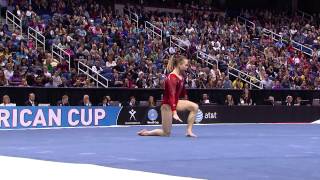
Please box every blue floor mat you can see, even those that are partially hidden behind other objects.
[0,124,320,180]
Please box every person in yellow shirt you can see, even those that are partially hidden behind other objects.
[232,77,243,89]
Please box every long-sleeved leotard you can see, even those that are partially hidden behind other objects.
[162,73,187,111]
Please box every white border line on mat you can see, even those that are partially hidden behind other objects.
[0,123,241,131]
[0,123,314,131]
[0,125,130,131]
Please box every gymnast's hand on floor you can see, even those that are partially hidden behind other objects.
[173,111,183,123]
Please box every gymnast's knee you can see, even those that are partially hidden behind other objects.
[190,103,199,112]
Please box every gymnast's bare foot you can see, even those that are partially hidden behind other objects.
[137,129,148,136]
[186,131,197,138]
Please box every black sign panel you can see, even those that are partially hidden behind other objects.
[118,105,320,125]
[118,106,189,125]
[196,105,320,124]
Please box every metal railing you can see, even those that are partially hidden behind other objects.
[197,51,263,89]
[227,66,263,89]
[169,35,263,89]
[238,16,314,56]
[196,51,218,67]
[237,16,255,29]
[262,28,313,56]
[77,60,109,88]
[5,10,22,34]
[292,41,313,56]
[169,35,189,52]
[51,44,71,70]
[123,8,139,25]
[262,28,283,42]
[145,21,162,41]
[297,10,313,21]
[28,27,45,51]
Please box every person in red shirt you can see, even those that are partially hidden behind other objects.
[138,55,199,137]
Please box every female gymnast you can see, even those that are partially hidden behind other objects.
[138,55,199,137]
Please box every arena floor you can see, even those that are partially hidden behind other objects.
[0,124,320,180]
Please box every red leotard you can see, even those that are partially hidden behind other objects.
[162,73,187,111]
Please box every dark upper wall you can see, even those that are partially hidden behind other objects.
[298,0,320,13]
[225,0,292,11]
[226,0,320,13]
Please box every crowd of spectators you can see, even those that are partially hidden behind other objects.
[0,0,98,87]
[242,9,320,49]
[0,0,320,90]
[144,6,320,90]
[2,0,173,88]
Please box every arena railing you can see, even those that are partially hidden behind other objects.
[197,51,263,89]
[262,28,313,56]
[227,66,263,89]
[170,35,263,89]
[51,44,71,70]
[262,28,283,42]
[5,10,22,35]
[170,35,188,52]
[27,27,45,51]
[297,10,313,21]
[292,41,313,56]
[145,21,162,41]
[238,16,314,56]
[196,51,219,67]
[77,60,109,88]
[123,8,139,25]
[237,16,255,30]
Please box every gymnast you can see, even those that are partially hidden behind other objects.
[138,55,198,137]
